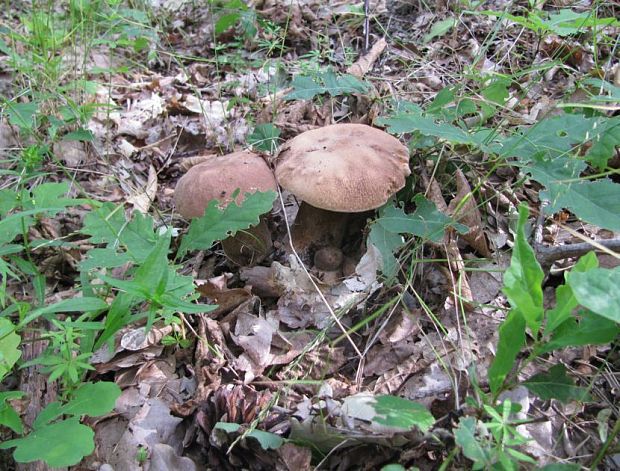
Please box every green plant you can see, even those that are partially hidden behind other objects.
[454,400,536,470]
[0,381,121,467]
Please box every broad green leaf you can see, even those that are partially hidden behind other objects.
[368,222,402,280]
[0,318,21,381]
[4,102,38,131]
[454,417,493,468]
[0,391,24,434]
[542,179,620,232]
[178,190,276,257]
[584,116,620,169]
[567,267,620,323]
[502,113,610,162]
[541,310,620,353]
[371,395,435,433]
[423,17,456,43]
[79,247,132,271]
[489,310,526,394]
[62,382,121,417]
[248,123,280,153]
[503,205,543,334]
[524,365,591,403]
[0,418,94,467]
[213,422,284,450]
[82,204,159,263]
[321,70,369,96]
[285,75,323,100]
[545,252,598,334]
[375,196,467,243]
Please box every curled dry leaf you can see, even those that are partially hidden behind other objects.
[127,164,158,214]
[447,168,491,257]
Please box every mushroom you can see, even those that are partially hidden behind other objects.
[275,123,410,261]
[174,150,277,266]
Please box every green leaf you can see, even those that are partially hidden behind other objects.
[213,422,284,450]
[285,75,323,100]
[541,179,620,232]
[489,310,526,394]
[541,311,620,353]
[567,267,620,323]
[375,196,467,243]
[371,395,435,433]
[0,418,94,467]
[523,365,591,403]
[18,297,108,328]
[368,221,403,280]
[0,319,21,382]
[248,123,280,153]
[178,190,276,257]
[502,113,609,162]
[423,17,456,43]
[63,128,94,142]
[545,252,598,334]
[81,204,159,264]
[4,102,38,131]
[584,116,620,169]
[454,417,493,468]
[62,382,121,417]
[0,391,24,434]
[503,205,544,334]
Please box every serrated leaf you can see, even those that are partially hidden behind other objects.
[524,365,591,403]
[371,395,435,433]
[178,190,276,257]
[368,222,403,280]
[0,418,94,467]
[567,267,620,323]
[502,113,611,162]
[376,196,467,242]
[81,203,159,263]
[285,75,323,100]
[248,123,280,153]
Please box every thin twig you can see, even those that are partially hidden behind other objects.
[363,0,370,52]
[275,187,363,359]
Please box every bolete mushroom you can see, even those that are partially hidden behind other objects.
[174,150,277,266]
[275,123,410,259]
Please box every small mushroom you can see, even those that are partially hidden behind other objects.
[174,150,277,265]
[275,123,410,257]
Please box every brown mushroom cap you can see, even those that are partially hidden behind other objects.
[275,124,410,212]
[174,150,277,218]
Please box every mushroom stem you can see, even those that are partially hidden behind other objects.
[221,217,272,266]
[289,202,350,255]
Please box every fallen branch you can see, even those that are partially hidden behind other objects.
[535,238,620,268]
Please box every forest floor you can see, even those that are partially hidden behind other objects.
[1,0,619,470]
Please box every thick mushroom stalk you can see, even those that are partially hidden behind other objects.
[174,150,277,266]
[275,123,410,259]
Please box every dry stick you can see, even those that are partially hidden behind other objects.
[276,187,363,359]
[363,0,370,52]
[536,238,620,267]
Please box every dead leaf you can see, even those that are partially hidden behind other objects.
[127,164,158,214]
